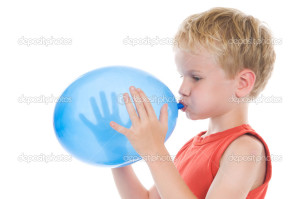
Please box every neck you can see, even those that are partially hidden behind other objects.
[206,103,249,137]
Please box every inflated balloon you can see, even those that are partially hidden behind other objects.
[53,66,184,168]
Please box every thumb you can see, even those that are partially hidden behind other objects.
[159,104,168,126]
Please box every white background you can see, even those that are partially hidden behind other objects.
[1,0,299,198]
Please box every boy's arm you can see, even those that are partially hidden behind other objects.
[111,165,170,199]
[148,185,161,199]
[111,165,149,199]
[112,147,197,199]
[146,145,198,199]
[205,135,266,199]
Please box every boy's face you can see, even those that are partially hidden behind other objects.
[175,48,237,120]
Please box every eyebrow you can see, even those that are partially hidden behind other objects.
[177,69,204,74]
[188,70,202,73]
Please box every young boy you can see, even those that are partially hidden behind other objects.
[110,7,275,199]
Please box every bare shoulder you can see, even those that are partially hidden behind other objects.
[228,134,266,154]
[220,133,267,190]
[206,134,267,198]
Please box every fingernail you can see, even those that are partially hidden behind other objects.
[130,86,135,91]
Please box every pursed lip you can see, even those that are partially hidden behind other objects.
[179,99,188,111]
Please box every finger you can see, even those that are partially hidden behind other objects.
[123,93,140,125]
[129,86,148,120]
[111,92,121,120]
[159,104,168,127]
[137,88,156,119]
[90,97,102,121]
[110,121,131,137]
[99,91,110,118]
[79,113,95,130]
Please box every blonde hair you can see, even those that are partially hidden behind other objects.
[174,7,276,98]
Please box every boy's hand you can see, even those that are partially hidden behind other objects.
[110,86,168,158]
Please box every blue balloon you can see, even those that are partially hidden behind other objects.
[53,66,184,168]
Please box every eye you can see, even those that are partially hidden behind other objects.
[193,76,202,81]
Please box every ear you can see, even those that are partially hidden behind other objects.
[235,69,256,98]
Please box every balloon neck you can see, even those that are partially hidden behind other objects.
[177,103,184,109]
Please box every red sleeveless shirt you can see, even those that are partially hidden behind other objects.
[174,124,272,199]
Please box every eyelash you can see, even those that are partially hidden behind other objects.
[193,76,201,81]
[180,75,202,81]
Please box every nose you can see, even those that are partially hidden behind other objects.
[178,84,190,97]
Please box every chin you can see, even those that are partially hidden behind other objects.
[186,112,209,120]
[186,112,208,120]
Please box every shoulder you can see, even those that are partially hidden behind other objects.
[206,134,267,198]
[220,133,266,167]
[220,133,267,189]
[227,134,265,156]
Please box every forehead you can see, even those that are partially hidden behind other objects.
[175,48,218,74]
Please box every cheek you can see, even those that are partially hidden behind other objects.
[190,80,235,117]
[189,88,215,115]
[212,78,235,99]
[194,80,230,103]
[208,80,236,112]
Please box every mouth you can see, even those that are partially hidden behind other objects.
[179,99,188,112]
